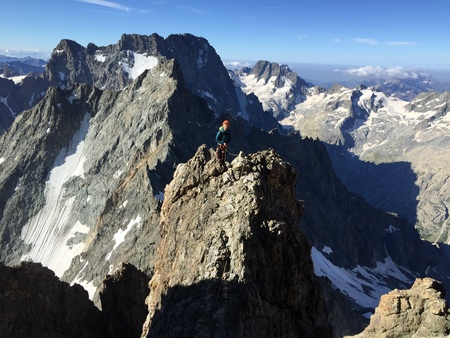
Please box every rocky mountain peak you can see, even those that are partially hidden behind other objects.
[142,145,332,337]
[346,277,450,337]
[250,60,303,89]
[233,60,310,120]
[45,39,95,89]
[117,33,163,53]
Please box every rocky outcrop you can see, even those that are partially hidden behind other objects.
[346,277,450,338]
[100,263,150,338]
[0,75,48,133]
[142,145,332,338]
[0,261,107,337]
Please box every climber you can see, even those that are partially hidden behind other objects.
[215,120,231,162]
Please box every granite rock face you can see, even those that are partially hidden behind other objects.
[346,277,450,338]
[142,145,332,338]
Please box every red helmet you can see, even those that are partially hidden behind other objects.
[222,120,230,125]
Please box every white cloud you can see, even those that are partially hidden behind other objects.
[178,6,208,14]
[77,0,130,12]
[0,48,50,60]
[336,65,429,79]
[223,61,252,70]
[353,38,379,45]
[297,34,309,40]
[386,41,418,46]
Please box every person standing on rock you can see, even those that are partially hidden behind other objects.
[216,120,231,162]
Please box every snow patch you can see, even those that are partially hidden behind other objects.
[95,51,106,63]
[200,91,217,103]
[322,246,333,254]
[385,225,400,233]
[122,52,158,80]
[113,170,124,179]
[71,262,96,300]
[197,49,205,68]
[312,247,413,312]
[0,157,4,164]
[0,96,15,117]
[9,75,26,84]
[105,215,142,261]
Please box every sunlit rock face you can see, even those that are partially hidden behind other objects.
[346,277,450,338]
[142,146,332,338]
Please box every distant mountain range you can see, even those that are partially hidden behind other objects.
[319,75,450,101]
[232,60,450,250]
[0,55,46,77]
[3,54,450,101]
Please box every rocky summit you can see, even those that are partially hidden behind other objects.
[142,145,332,337]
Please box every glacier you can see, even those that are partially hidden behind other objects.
[21,114,91,277]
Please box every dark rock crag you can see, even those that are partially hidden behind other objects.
[99,263,150,338]
[0,261,107,337]
[142,145,332,337]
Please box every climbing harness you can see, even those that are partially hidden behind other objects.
[216,144,228,162]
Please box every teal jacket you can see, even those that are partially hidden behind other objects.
[216,126,231,145]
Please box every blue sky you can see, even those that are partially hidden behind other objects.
[1,0,450,81]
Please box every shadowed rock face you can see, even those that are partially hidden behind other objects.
[0,261,107,338]
[142,145,332,338]
[99,263,150,338]
[346,277,450,338]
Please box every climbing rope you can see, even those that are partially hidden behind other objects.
[225,148,240,157]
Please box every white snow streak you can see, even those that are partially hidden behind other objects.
[105,215,142,261]
[71,261,96,300]
[20,114,90,277]
[0,157,5,164]
[0,96,15,117]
